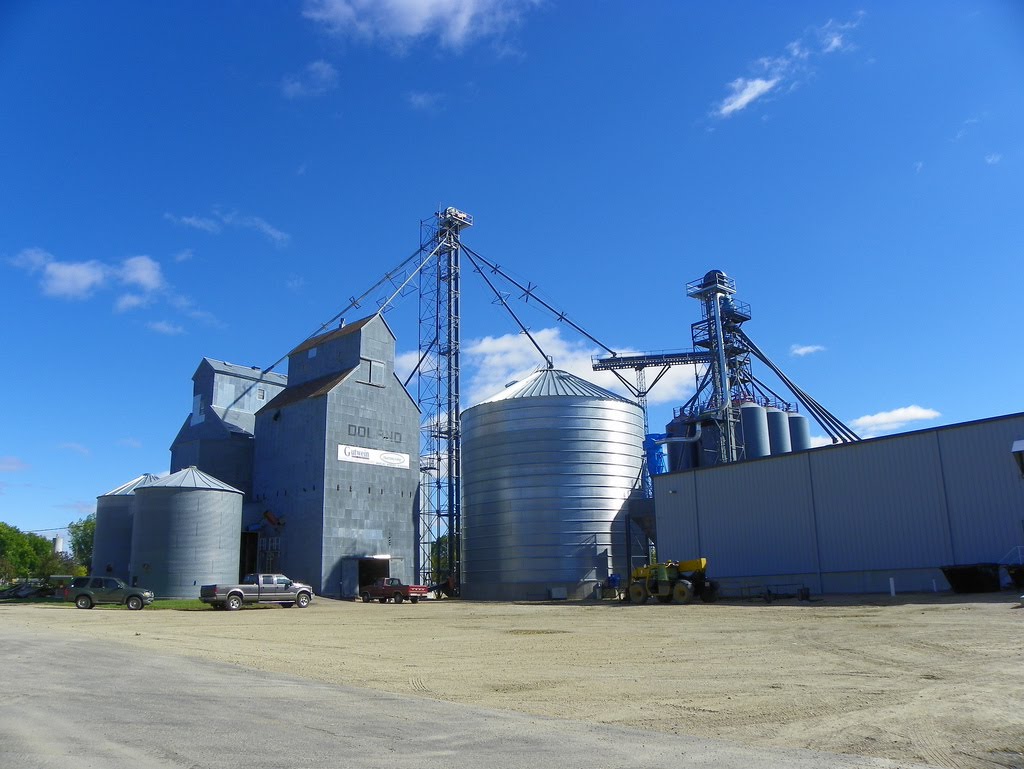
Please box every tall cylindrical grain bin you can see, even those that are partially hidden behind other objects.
[789,413,812,451]
[461,368,644,601]
[130,466,243,598]
[767,408,792,455]
[740,403,770,459]
[93,473,159,581]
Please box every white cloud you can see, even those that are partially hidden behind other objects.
[303,0,540,50]
[215,209,291,246]
[790,343,826,357]
[282,59,339,99]
[119,255,165,292]
[985,153,1002,165]
[914,161,924,174]
[713,12,863,119]
[115,293,150,312]
[41,260,109,299]
[458,327,697,408]
[164,212,221,233]
[850,405,940,437]
[808,435,834,448]
[147,320,185,336]
[717,78,780,117]
[0,456,29,472]
[174,249,194,263]
[118,438,143,449]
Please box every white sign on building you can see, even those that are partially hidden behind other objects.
[337,444,410,470]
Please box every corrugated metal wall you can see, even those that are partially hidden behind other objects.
[653,412,1024,593]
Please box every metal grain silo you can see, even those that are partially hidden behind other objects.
[789,413,812,451]
[130,466,243,598]
[740,403,770,459]
[461,368,644,600]
[93,473,159,580]
[767,408,792,455]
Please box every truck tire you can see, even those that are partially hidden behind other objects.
[627,582,648,604]
[361,592,370,603]
[126,595,144,611]
[75,594,93,610]
[295,592,311,608]
[672,580,694,604]
[393,593,404,604]
[378,597,386,603]
[410,597,419,604]
[280,602,294,608]
[226,594,243,611]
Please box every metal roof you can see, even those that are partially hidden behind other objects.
[137,466,243,494]
[260,368,356,411]
[99,473,161,497]
[289,316,376,356]
[200,358,287,385]
[477,368,635,405]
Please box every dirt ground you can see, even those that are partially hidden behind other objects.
[5,593,1022,769]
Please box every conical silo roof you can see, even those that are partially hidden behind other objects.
[137,466,243,494]
[477,368,634,405]
[99,473,161,498]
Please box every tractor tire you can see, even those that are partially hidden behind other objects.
[700,580,720,603]
[672,580,694,604]
[627,582,649,604]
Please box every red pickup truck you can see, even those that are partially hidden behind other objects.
[359,577,428,604]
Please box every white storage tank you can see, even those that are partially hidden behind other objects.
[740,403,770,459]
[461,368,644,600]
[767,408,793,455]
[130,466,243,598]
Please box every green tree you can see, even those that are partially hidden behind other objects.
[67,513,96,572]
[0,522,37,579]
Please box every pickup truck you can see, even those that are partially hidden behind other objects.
[200,573,314,610]
[359,577,428,604]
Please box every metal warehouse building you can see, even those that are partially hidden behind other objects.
[653,412,1024,594]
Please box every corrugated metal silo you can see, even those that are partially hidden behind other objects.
[789,413,812,451]
[130,466,243,598]
[740,403,770,459]
[461,368,644,600]
[93,473,159,580]
[767,408,792,455]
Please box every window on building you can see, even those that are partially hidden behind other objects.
[308,347,317,359]
[359,358,385,386]
[257,388,266,401]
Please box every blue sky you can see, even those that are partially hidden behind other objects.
[2,1,1023,539]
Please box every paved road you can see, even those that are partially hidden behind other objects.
[0,623,935,769]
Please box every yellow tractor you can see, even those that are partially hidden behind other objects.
[627,558,720,604]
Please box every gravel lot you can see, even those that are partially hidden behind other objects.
[4,593,1022,769]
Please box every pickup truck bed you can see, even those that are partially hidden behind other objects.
[200,574,314,610]
[359,577,428,604]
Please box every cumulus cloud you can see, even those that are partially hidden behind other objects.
[114,293,150,312]
[713,12,864,118]
[985,153,1002,165]
[303,0,541,51]
[457,327,697,408]
[0,456,29,472]
[282,59,339,99]
[850,405,940,437]
[119,255,165,292]
[790,343,826,357]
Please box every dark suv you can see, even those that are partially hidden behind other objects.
[65,576,155,610]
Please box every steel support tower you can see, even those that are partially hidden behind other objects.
[416,207,472,592]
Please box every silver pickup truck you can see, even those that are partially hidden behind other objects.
[200,573,314,610]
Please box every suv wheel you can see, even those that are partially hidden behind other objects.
[226,594,243,611]
[75,595,93,610]
[126,595,144,611]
